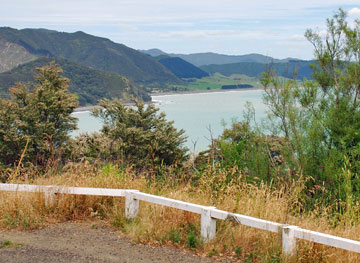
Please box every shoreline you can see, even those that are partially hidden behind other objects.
[73,87,264,112]
[150,87,264,97]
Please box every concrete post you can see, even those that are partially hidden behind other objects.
[201,206,216,242]
[125,191,139,219]
[282,225,298,256]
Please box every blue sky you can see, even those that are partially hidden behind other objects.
[1,0,359,60]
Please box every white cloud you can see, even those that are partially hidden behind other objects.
[349,7,360,17]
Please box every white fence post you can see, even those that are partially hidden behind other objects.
[125,190,139,219]
[282,225,298,256]
[201,206,216,242]
[44,187,56,206]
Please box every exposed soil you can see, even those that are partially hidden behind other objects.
[0,222,236,263]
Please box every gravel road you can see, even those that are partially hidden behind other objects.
[0,222,236,263]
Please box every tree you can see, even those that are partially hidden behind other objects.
[260,9,360,207]
[304,9,360,152]
[0,62,78,167]
[88,99,188,169]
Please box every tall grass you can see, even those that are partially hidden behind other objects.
[1,162,360,262]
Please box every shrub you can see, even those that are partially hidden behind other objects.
[76,99,188,169]
[0,62,78,167]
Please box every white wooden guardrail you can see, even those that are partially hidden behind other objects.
[1,183,360,256]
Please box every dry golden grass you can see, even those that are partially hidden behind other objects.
[1,162,360,262]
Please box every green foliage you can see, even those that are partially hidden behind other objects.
[259,9,360,209]
[0,239,22,249]
[235,246,243,258]
[74,99,188,169]
[185,224,200,249]
[222,84,253,89]
[186,232,197,248]
[70,132,113,162]
[0,240,12,248]
[167,229,181,243]
[197,120,285,184]
[0,62,78,167]
[217,122,260,169]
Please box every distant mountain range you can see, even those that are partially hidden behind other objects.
[140,48,301,67]
[141,48,313,80]
[0,27,182,105]
[200,60,314,80]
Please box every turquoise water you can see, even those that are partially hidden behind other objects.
[71,89,267,152]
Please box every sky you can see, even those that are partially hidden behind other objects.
[1,1,360,60]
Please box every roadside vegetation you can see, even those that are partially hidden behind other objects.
[0,9,360,262]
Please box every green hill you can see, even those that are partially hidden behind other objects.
[156,56,209,79]
[0,57,151,106]
[0,27,182,89]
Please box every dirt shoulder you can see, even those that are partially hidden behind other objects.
[0,222,235,263]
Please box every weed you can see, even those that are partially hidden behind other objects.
[208,249,218,257]
[0,240,12,248]
[167,229,181,243]
[235,246,243,258]
[244,251,256,262]
[0,240,23,249]
[186,232,197,249]
[111,215,127,231]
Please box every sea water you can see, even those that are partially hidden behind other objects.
[71,89,267,152]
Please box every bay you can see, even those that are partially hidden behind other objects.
[71,89,267,152]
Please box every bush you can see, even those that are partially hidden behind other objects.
[75,99,188,169]
[0,62,78,167]
[196,121,286,183]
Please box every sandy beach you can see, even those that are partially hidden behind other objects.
[150,87,263,97]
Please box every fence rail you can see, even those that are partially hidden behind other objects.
[1,183,360,256]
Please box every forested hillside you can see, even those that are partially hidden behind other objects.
[156,56,209,78]
[0,57,150,105]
